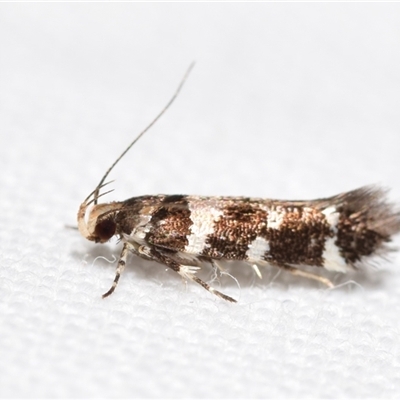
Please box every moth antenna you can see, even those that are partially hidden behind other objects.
[92,62,195,204]
[65,224,79,230]
[86,189,115,207]
[84,180,115,203]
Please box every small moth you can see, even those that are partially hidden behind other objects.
[78,64,400,302]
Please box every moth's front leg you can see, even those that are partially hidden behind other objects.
[151,248,237,303]
[102,242,132,298]
[102,239,164,297]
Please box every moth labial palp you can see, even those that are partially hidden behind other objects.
[77,64,400,303]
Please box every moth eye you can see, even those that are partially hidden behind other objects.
[94,219,116,243]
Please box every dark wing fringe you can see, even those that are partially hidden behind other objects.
[308,185,400,266]
[334,185,400,238]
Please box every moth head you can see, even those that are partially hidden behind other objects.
[78,200,120,243]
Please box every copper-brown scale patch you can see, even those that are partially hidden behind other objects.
[202,203,268,260]
[146,195,192,252]
[264,208,332,266]
[335,206,385,264]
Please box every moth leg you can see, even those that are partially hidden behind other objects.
[207,259,225,283]
[250,264,263,279]
[102,242,130,298]
[153,250,237,303]
[210,259,226,273]
[278,264,334,288]
[137,245,154,261]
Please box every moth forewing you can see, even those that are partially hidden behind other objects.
[78,187,400,302]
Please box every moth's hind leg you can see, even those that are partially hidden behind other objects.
[153,249,237,303]
[183,265,237,303]
[276,263,334,288]
[102,242,131,298]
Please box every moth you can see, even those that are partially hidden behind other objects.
[78,64,400,302]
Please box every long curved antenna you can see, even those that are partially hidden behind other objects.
[92,62,195,204]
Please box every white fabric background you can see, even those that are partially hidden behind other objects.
[1,3,400,398]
